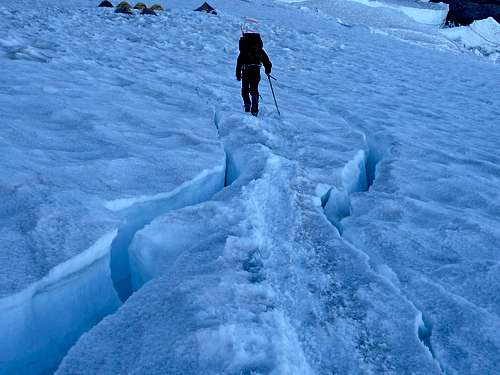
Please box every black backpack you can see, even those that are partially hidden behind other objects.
[239,33,263,66]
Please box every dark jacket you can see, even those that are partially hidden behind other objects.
[236,49,272,81]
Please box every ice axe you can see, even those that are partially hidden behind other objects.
[267,74,280,116]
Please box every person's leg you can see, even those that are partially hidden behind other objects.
[241,77,251,112]
[249,74,261,116]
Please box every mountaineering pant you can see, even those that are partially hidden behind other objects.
[241,66,260,113]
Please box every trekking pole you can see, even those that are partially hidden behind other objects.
[267,74,281,116]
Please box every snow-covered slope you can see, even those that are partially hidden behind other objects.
[0,0,499,374]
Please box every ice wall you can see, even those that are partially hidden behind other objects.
[0,233,120,374]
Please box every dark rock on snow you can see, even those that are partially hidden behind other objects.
[431,0,500,25]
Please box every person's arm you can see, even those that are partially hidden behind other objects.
[261,50,272,76]
[236,54,243,81]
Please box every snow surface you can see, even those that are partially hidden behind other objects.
[0,0,499,374]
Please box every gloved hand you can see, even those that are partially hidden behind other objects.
[236,75,241,81]
[265,68,271,76]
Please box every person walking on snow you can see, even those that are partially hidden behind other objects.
[236,33,272,116]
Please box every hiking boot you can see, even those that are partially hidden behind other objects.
[251,94,258,116]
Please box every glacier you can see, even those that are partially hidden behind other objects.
[0,0,499,374]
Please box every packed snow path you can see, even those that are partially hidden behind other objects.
[1,0,500,374]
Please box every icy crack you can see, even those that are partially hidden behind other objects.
[321,133,383,234]
[417,312,436,358]
[417,312,446,373]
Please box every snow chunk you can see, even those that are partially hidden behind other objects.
[441,17,500,62]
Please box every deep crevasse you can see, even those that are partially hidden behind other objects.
[0,163,225,375]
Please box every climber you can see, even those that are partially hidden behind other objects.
[236,33,272,116]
